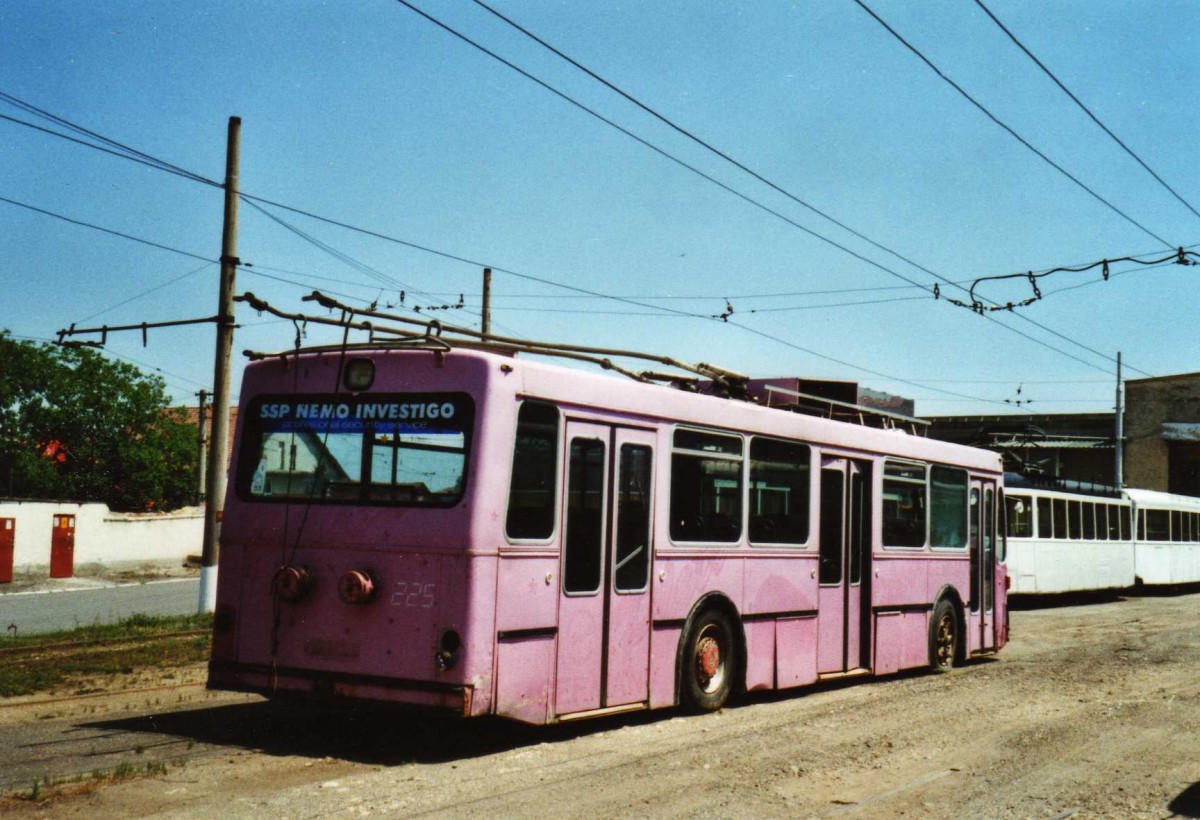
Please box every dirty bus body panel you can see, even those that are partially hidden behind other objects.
[208,346,1006,724]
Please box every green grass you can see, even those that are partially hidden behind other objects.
[0,613,213,698]
[0,612,212,650]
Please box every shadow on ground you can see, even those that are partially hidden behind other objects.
[85,697,666,767]
[84,659,983,767]
[1170,782,1200,818]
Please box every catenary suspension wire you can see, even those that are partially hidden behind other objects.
[78,262,215,323]
[972,0,1200,224]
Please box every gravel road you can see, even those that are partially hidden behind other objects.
[4,592,1200,818]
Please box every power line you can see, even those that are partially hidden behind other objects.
[850,0,1173,249]
[78,261,215,323]
[241,197,439,304]
[972,0,1200,225]
[2,87,1147,380]
[0,194,214,262]
[0,91,220,187]
[476,294,929,316]
[944,248,1196,314]
[398,1,1149,378]
[4,83,1145,377]
[466,0,953,292]
[725,317,1007,405]
[388,0,933,293]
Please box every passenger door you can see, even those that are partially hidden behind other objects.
[968,479,998,652]
[817,457,871,674]
[555,422,654,716]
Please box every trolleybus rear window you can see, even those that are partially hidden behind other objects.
[238,393,472,507]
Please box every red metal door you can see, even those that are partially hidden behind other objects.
[50,514,75,578]
[0,518,13,583]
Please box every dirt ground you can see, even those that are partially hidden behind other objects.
[3,592,1200,819]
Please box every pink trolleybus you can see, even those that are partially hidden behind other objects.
[208,338,1007,724]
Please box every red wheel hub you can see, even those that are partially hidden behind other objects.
[698,636,721,679]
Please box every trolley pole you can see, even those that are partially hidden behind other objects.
[199,116,241,614]
[195,388,208,506]
[1115,351,1124,488]
[482,267,492,339]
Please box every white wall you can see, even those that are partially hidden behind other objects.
[0,500,204,575]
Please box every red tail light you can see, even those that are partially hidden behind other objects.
[338,570,376,605]
[272,565,315,602]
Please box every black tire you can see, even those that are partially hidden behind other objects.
[929,598,959,673]
[680,608,738,712]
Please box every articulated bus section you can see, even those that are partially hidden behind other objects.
[209,346,1006,725]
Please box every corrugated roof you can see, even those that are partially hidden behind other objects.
[989,438,1112,450]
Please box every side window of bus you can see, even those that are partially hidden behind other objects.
[1005,494,1032,538]
[930,466,968,549]
[1107,504,1121,540]
[505,402,559,541]
[748,437,810,545]
[564,438,605,595]
[1146,509,1169,541]
[1082,502,1096,540]
[882,461,926,548]
[1037,497,1052,539]
[1053,498,1068,539]
[670,429,743,543]
[1172,511,1183,542]
[614,444,652,592]
[1121,506,1132,541]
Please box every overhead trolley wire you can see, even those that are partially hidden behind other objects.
[850,0,1173,250]
[407,1,1150,377]
[0,80,1137,376]
[0,194,214,263]
[972,0,1200,225]
[0,89,1131,394]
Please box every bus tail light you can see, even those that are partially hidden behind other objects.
[272,565,315,602]
[338,570,376,605]
[436,629,461,671]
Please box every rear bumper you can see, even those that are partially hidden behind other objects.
[208,660,473,716]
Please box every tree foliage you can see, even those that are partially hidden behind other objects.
[0,332,197,511]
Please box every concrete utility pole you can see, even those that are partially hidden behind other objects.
[482,267,492,339]
[199,116,241,614]
[1115,351,1124,488]
[195,389,208,506]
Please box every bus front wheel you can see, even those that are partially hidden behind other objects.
[681,609,737,712]
[928,598,959,672]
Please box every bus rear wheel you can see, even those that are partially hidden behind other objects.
[681,609,737,712]
[929,598,959,672]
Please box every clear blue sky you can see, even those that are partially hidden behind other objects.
[2,1,1197,416]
